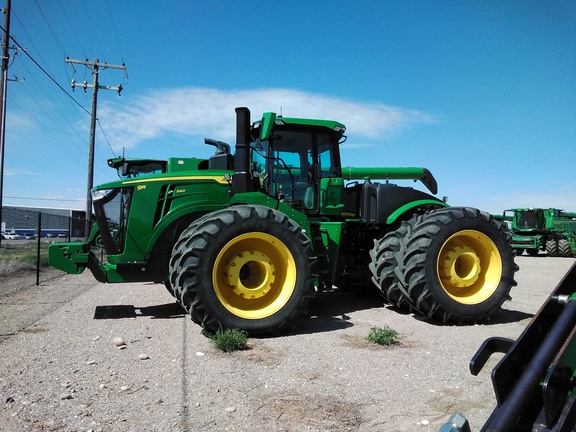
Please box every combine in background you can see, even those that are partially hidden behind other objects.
[503,208,576,257]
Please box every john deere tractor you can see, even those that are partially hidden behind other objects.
[49,107,517,335]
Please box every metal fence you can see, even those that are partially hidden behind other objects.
[0,206,88,289]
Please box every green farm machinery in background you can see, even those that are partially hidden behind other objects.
[503,208,576,257]
[49,107,517,335]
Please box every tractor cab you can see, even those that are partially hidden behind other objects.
[248,112,347,215]
[108,157,168,179]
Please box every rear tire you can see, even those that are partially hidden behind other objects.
[369,221,415,311]
[169,205,317,335]
[397,207,517,324]
[558,238,572,257]
[546,238,559,257]
[164,281,174,297]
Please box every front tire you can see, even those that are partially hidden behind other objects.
[398,207,517,324]
[169,205,317,335]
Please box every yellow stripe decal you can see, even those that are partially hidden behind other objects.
[123,175,229,185]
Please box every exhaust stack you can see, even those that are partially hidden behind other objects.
[230,107,255,195]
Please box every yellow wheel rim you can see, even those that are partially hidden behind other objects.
[437,230,502,304]
[213,233,297,319]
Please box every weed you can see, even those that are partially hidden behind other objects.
[207,328,248,352]
[367,326,398,346]
[0,243,50,276]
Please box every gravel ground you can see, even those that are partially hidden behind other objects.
[0,256,574,432]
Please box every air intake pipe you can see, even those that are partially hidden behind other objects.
[230,107,256,195]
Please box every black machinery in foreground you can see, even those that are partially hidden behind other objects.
[440,261,576,432]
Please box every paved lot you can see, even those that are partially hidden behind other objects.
[0,256,574,431]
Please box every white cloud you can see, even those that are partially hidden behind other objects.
[6,112,35,129]
[340,142,377,150]
[98,87,435,150]
[7,169,53,177]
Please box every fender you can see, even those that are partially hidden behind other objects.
[360,182,447,225]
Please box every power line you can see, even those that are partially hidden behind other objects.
[0,24,90,116]
[10,10,53,75]
[10,60,88,147]
[8,93,85,166]
[97,118,119,157]
[81,0,105,57]
[104,0,124,62]
[33,0,66,58]
[56,0,86,59]
[4,195,84,202]
[7,60,112,173]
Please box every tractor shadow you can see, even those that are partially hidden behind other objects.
[91,291,533,332]
[293,287,534,335]
[93,303,186,320]
[488,308,534,325]
[293,288,387,335]
[408,308,534,327]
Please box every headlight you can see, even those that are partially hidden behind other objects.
[92,188,115,202]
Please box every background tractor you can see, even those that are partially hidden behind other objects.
[49,107,517,335]
[503,208,576,257]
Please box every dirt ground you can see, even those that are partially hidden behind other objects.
[0,256,574,432]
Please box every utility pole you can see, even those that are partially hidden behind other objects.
[0,0,11,246]
[65,57,126,240]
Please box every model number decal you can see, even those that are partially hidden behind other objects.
[176,188,186,194]
[137,185,146,191]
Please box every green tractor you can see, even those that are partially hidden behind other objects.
[504,208,576,257]
[49,107,517,335]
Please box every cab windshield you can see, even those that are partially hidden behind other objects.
[250,126,341,210]
[92,187,132,254]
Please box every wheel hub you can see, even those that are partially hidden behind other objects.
[437,229,502,305]
[224,251,276,299]
[440,244,481,288]
[213,232,297,320]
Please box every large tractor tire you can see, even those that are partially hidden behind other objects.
[369,222,415,311]
[168,212,215,306]
[169,205,317,335]
[371,207,517,324]
[546,238,559,257]
[558,238,572,257]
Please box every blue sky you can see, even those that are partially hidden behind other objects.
[3,0,575,214]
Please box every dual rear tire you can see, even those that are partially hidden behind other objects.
[547,237,574,257]
[370,207,517,324]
